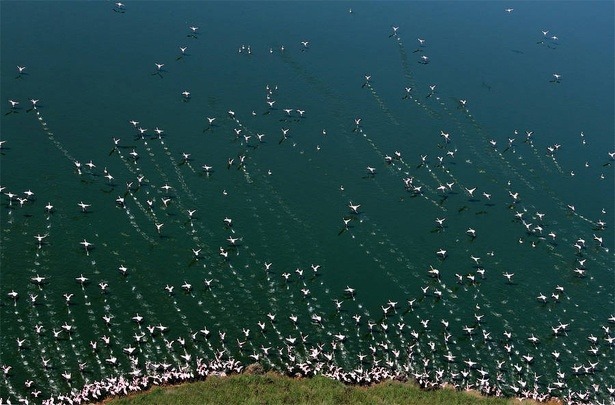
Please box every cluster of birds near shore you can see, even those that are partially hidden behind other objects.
[1,3,614,405]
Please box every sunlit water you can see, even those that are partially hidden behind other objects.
[1,2,613,404]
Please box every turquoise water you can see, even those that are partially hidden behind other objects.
[1,1,613,403]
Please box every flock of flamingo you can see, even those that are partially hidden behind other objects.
[1,3,613,404]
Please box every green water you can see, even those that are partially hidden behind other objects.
[1,1,613,403]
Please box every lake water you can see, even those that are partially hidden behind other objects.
[1,1,613,403]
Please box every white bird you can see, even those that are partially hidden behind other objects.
[348,202,361,213]
[30,274,46,285]
[80,239,93,254]
[77,201,91,212]
[344,286,355,296]
[75,274,89,285]
[464,359,477,368]
[33,234,48,245]
[465,187,477,197]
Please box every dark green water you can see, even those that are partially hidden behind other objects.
[1,1,613,403]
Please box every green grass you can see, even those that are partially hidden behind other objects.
[104,373,537,405]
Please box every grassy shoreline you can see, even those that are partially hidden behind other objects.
[101,372,558,405]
